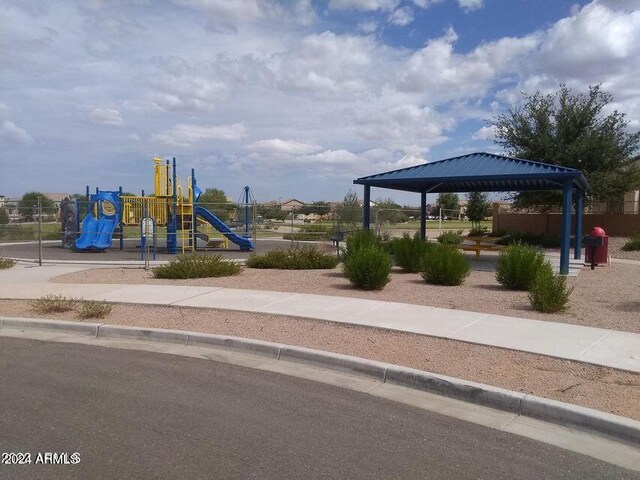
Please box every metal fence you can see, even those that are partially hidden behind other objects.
[0,196,480,264]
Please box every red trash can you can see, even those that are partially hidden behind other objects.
[584,227,608,265]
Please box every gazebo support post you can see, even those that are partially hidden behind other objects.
[420,191,427,240]
[574,190,583,260]
[560,179,573,275]
[362,185,371,231]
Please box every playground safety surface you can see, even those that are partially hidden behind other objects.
[0,238,300,262]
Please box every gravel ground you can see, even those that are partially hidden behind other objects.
[608,236,640,261]
[53,262,640,333]
[2,299,638,420]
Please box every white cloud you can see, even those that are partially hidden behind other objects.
[357,20,379,33]
[271,31,379,96]
[88,108,123,126]
[146,75,228,112]
[151,123,246,147]
[354,104,451,148]
[388,6,414,26]
[458,0,483,12]
[0,121,34,145]
[251,138,322,155]
[398,27,538,100]
[329,0,398,11]
[472,125,497,141]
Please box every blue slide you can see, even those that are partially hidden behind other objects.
[75,191,120,251]
[194,206,254,251]
[75,215,117,251]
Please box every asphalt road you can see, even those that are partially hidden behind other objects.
[0,337,637,480]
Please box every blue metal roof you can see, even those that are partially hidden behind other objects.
[353,152,589,193]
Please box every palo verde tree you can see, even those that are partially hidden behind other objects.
[197,188,235,221]
[18,192,56,221]
[435,192,459,218]
[493,84,640,210]
[466,191,490,228]
[337,189,361,232]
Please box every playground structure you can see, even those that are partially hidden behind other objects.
[68,157,255,253]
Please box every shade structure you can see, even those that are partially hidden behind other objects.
[353,152,589,274]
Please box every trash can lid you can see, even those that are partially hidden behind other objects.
[591,226,606,237]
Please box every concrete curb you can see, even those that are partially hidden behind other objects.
[1,316,638,445]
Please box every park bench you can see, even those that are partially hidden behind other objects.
[459,236,503,260]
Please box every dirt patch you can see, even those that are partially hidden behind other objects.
[2,299,638,420]
[52,262,640,333]
[608,236,640,261]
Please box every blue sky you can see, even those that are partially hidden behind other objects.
[1,0,639,205]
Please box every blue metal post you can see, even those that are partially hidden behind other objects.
[191,168,197,251]
[85,186,89,202]
[243,186,250,238]
[574,190,583,260]
[118,186,124,250]
[560,179,573,275]
[420,191,427,240]
[362,185,371,230]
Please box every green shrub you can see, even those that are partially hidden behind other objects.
[437,230,463,245]
[29,294,79,314]
[0,257,16,269]
[246,245,339,269]
[529,262,572,313]
[495,232,561,249]
[79,300,112,319]
[152,254,241,279]
[421,243,470,286]
[343,229,380,261]
[495,243,546,290]
[622,233,640,251]
[343,244,392,290]
[392,233,436,273]
[468,226,490,237]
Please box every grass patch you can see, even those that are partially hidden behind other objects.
[495,243,547,291]
[0,258,16,269]
[622,233,640,251]
[343,244,392,290]
[421,243,470,286]
[152,254,241,279]
[29,294,79,314]
[246,245,339,269]
[79,300,113,319]
[529,262,572,313]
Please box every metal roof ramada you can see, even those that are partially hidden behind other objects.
[353,152,589,193]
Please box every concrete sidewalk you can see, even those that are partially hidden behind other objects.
[1,264,638,373]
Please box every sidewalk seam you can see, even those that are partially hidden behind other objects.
[573,333,613,361]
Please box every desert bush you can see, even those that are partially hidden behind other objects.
[529,262,572,313]
[495,243,546,290]
[391,233,436,273]
[437,230,463,245]
[29,294,79,313]
[343,244,392,290]
[79,300,112,319]
[0,257,16,269]
[153,254,241,279]
[495,232,561,249]
[622,233,640,251]
[246,245,339,269]
[342,229,380,261]
[421,243,470,286]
